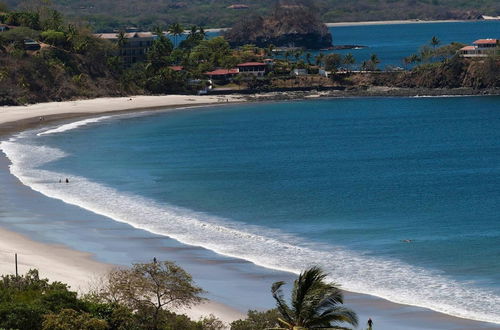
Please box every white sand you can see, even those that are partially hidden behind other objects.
[0,94,244,127]
[0,95,248,326]
[326,19,469,27]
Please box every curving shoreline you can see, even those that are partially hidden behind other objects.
[1,94,500,329]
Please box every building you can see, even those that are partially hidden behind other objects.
[236,62,267,76]
[23,39,40,51]
[204,68,239,80]
[0,24,11,32]
[292,68,308,76]
[94,32,155,65]
[227,4,249,9]
[459,39,499,58]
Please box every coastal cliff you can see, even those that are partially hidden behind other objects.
[224,3,332,49]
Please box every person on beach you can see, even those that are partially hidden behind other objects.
[367,318,373,329]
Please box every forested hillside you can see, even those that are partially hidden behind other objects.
[2,0,499,31]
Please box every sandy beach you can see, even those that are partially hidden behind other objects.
[326,19,470,27]
[202,19,473,33]
[1,95,500,329]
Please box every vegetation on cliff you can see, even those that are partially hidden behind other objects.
[224,1,332,49]
[0,5,498,106]
[2,0,499,31]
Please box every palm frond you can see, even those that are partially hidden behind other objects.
[272,281,294,324]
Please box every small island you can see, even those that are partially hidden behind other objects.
[224,2,332,49]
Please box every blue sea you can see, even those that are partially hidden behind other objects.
[206,20,500,68]
[2,96,500,324]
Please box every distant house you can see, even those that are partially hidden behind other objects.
[204,68,239,80]
[318,68,329,77]
[227,4,249,9]
[94,31,155,65]
[292,68,308,76]
[237,62,267,76]
[459,39,499,57]
[23,39,41,51]
[0,24,10,32]
[169,66,184,72]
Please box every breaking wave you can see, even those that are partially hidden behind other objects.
[1,127,500,325]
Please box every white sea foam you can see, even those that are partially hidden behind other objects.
[37,116,112,136]
[1,136,500,325]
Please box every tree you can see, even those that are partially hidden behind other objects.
[230,309,280,330]
[343,53,355,72]
[117,30,127,52]
[305,52,312,65]
[315,53,325,67]
[168,22,184,48]
[431,36,440,48]
[98,260,204,330]
[201,314,226,330]
[147,32,174,72]
[42,309,108,330]
[271,266,358,330]
[369,53,380,70]
[324,53,342,72]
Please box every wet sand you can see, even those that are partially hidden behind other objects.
[1,96,499,329]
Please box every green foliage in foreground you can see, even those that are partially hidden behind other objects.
[0,264,211,330]
[271,267,358,330]
[230,309,281,330]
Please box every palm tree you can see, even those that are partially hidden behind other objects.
[284,50,291,62]
[370,53,380,70]
[117,30,127,55]
[343,53,355,72]
[189,25,198,38]
[271,266,358,330]
[168,22,184,47]
[431,36,440,48]
[305,52,312,65]
[315,53,325,67]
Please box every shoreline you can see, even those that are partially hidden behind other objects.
[326,19,472,27]
[1,94,500,329]
[205,19,479,32]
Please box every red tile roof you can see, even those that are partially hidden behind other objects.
[460,46,476,50]
[237,62,267,67]
[169,66,184,71]
[473,39,498,45]
[205,68,238,76]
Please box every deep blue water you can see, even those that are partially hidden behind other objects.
[328,21,500,68]
[3,96,500,323]
[205,20,500,68]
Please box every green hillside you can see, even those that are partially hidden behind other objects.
[2,0,499,31]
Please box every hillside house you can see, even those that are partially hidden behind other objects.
[95,32,155,65]
[204,68,239,81]
[236,62,267,76]
[459,39,499,57]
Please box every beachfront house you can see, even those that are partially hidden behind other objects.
[459,39,499,58]
[292,68,308,76]
[236,62,268,76]
[204,68,239,81]
[94,32,155,65]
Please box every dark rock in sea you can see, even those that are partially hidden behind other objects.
[224,3,332,50]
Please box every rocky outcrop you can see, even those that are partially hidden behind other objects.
[224,3,332,49]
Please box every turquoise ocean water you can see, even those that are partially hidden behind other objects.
[2,96,500,324]
[206,20,500,68]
